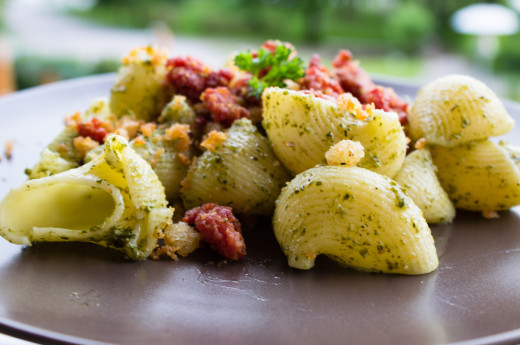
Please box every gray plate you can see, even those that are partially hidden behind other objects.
[0,74,520,345]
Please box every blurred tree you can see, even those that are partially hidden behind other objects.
[0,0,5,32]
[384,1,435,54]
[75,0,517,58]
[230,0,324,43]
[14,56,118,90]
[301,0,323,43]
[495,33,520,73]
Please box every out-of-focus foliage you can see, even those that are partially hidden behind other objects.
[495,34,520,73]
[0,0,5,32]
[384,2,435,54]
[75,0,511,53]
[14,56,119,89]
[3,0,519,100]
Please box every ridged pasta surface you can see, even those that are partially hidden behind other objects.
[273,165,438,275]
[182,119,291,215]
[431,140,520,211]
[262,88,406,177]
[0,135,173,260]
[408,75,514,146]
[394,148,455,224]
[30,97,113,174]
[131,135,191,202]
[110,50,167,121]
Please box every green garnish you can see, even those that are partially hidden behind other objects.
[234,44,305,98]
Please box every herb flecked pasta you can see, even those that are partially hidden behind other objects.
[181,118,291,215]
[273,165,438,274]
[393,147,455,224]
[110,47,168,121]
[0,135,175,260]
[430,140,520,212]
[408,75,515,147]
[262,88,407,177]
[2,41,520,271]
[130,126,193,202]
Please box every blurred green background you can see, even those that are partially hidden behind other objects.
[1,0,520,100]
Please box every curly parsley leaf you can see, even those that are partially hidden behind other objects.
[234,44,305,98]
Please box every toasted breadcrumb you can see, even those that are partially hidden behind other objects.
[121,46,167,66]
[482,210,500,219]
[97,118,115,133]
[337,93,372,121]
[164,123,192,151]
[284,78,301,91]
[414,138,427,150]
[149,243,178,260]
[178,152,191,165]
[325,139,365,166]
[116,116,143,140]
[150,222,202,260]
[73,136,99,160]
[65,111,82,129]
[364,103,375,117]
[180,176,190,193]
[150,148,165,169]
[139,123,157,138]
[169,95,187,111]
[132,135,146,147]
[201,131,228,152]
[57,143,70,157]
[4,139,13,160]
[114,128,129,140]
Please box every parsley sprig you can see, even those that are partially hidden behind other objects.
[234,44,305,98]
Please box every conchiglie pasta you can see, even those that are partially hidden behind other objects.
[408,75,514,147]
[273,165,438,275]
[430,140,520,211]
[83,97,112,120]
[30,98,114,176]
[45,126,80,163]
[262,88,406,177]
[502,144,520,170]
[181,118,291,215]
[0,135,174,260]
[130,128,192,202]
[158,95,197,127]
[110,47,168,121]
[25,148,79,180]
[393,148,455,224]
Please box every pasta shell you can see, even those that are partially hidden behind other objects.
[110,47,167,121]
[0,135,173,260]
[430,140,520,211]
[131,134,192,202]
[393,148,455,224]
[408,75,514,147]
[181,118,291,215]
[273,165,438,275]
[262,88,407,177]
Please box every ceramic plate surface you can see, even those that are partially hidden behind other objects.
[0,75,520,345]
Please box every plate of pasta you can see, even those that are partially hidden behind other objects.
[1,41,520,345]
